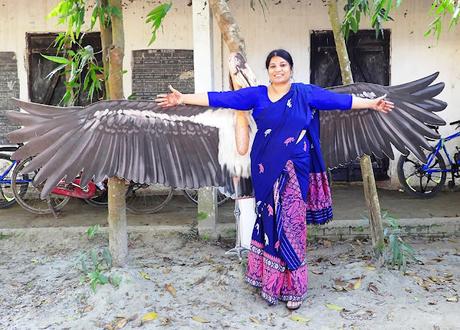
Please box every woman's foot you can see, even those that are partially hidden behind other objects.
[286,301,302,310]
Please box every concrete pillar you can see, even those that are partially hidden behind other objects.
[192,0,218,238]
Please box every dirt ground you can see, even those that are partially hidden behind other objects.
[0,227,459,330]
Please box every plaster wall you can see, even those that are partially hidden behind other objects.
[1,0,459,186]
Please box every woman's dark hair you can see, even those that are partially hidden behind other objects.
[265,49,294,69]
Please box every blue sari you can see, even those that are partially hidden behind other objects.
[209,83,352,303]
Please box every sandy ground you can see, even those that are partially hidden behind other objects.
[0,228,459,330]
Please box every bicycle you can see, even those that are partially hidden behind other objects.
[0,145,33,209]
[10,156,174,215]
[397,119,460,197]
[182,188,230,206]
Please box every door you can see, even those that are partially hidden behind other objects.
[26,32,104,106]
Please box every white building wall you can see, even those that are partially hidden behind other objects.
[1,0,458,186]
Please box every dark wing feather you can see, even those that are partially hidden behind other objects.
[322,72,447,168]
[7,99,226,198]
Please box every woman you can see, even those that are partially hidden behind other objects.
[156,49,393,310]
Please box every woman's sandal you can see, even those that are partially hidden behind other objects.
[286,301,302,310]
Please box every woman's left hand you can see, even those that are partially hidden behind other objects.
[371,95,394,113]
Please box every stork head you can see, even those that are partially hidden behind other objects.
[228,52,258,89]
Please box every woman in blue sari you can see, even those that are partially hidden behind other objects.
[156,49,393,310]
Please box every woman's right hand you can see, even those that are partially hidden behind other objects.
[155,85,183,107]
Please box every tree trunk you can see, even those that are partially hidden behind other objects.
[209,0,246,55]
[328,0,384,253]
[99,0,112,98]
[106,0,128,266]
[209,0,250,156]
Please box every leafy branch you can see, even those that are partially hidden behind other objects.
[425,0,460,38]
[77,247,121,292]
[146,2,172,46]
[46,1,170,105]
[42,45,103,105]
[381,211,418,271]
[341,0,402,39]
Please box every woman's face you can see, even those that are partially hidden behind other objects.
[267,56,292,85]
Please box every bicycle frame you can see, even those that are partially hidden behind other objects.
[422,130,460,174]
[0,159,30,185]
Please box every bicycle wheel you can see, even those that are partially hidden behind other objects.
[83,181,109,208]
[126,182,174,214]
[0,153,24,208]
[397,151,447,198]
[182,188,230,206]
[12,157,70,214]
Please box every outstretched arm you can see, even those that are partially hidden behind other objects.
[156,85,259,110]
[352,94,394,113]
[156,86,209,107]
[308,84,393,113]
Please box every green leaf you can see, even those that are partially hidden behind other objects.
[45,63,67,79]
[146,2,172,46]
[290,314,311,323]
[102,247,112,269]
[41,54,70,65]
[90,249,98,268]
[326,303,344,311]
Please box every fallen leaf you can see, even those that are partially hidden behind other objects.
[290,314,310,323]
[162,267,171,274]
[249,316,261,324]
[164,283,176,297]
[139,271,150,280]
[114,318,128,329]
[311,269,324,275]
[160,318,171,326]
[353,278,362,290]
[322,239,332,248]
[141,312,158,322]
[413,276,424,286]
[326,303,344,311]
[368,283,379,295]
[333,279,348,292]
[192,316,210,323]
[80,305,94,313]
[193,276,207,286]
[428,276,439,283]
[365,266,376,271]
[446,296,458,303]
[428,301,438,305]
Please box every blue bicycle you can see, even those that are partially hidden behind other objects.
[397,119,460,197]
[0,145,29,208]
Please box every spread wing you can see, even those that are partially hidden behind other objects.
[322,72,447,168]
[7,99,229,198]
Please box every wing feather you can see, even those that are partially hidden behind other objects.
[322,73,447,168]
[7,99,226,198]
